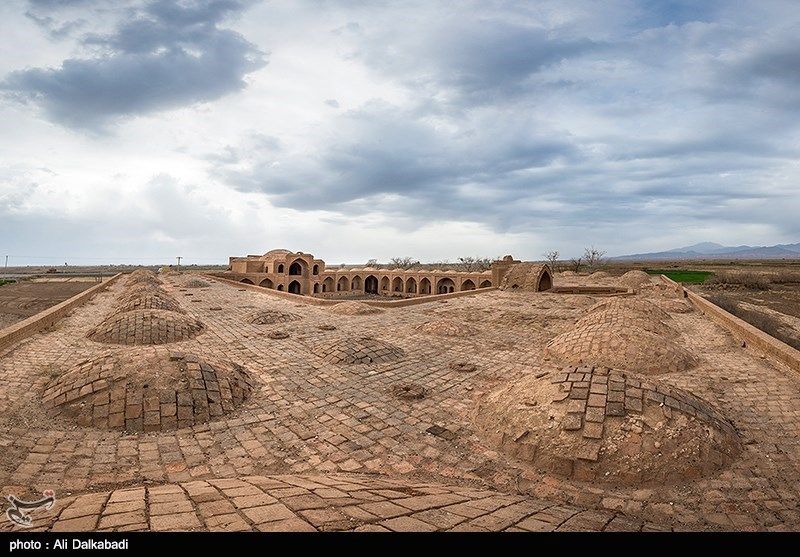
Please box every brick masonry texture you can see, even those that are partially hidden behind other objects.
[0,272,799,531]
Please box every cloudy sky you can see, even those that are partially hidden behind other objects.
[1,0,799,265]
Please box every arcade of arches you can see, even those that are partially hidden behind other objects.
[223,249,552,298]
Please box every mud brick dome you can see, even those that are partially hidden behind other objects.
[42,349,255,433]
[545,298,697,374]
[87,309,205,345]
[311,337,405,364]
[498,263,553,292]
[474,366,741,485]
[246,310,301,325]
[419,319,477,337]
[114,292,185,315]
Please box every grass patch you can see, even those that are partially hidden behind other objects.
[645,269,713,284]
[706,294,800,351]
[0,279,15,287]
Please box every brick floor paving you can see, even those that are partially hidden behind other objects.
[0,474,651,532]
[0,275,798,531]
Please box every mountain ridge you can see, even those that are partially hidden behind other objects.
[613,242,800,261]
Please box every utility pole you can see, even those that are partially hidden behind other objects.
[176,256,182,272]
[4,255,7,269]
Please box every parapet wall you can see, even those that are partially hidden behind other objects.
[0,274,123,354]
[207,275,496,308]
[662,275,800,374]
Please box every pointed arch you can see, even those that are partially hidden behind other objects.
[406,277,417,293]
[365,275,378,294]
[419,277,431,294]
[461,279,475,291]
[288,280,302,294]
[240,278,254,285]
[392,276,403,292]
[259,278,274,288]
[351,275,362,291]
[322,277,334,292]
[337,276,349,292]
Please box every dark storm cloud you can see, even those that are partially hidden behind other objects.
[354,19,595,107]
[212,101,578,214]
[2,0,265,130]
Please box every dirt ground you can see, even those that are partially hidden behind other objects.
[0,270,799,532]
[0,281,94,329]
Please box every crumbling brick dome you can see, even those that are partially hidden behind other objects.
[499,263,553,292]
[247,310,301,325]
[328,301,383,315]
[573,306,679,338]
[126,270,162,287]
[473,366,741,485]
[619,270,653,289]
[418,319,477,337]
[545,322,697,374]
[587,297,671,321]
[87,309,205,345]
[546,297,696,373]
[42,349,254,432]
[114,292,185,315]
[311,337,404,364]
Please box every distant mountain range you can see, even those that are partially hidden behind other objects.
[612,242,800,261]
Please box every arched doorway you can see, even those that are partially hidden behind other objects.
[365,275,378,294]
[380,276,390,292]
[277,284,284,291]
[392,277,403,292]
[351,276,362,291]
[289,259,306,276]
[461,279,475,291]
[437,278,456,294]
[312,264,319,275]
[337,276,349,292]
[480,280,492,288]
[322,277,334,292]
[538,269,553,291]
[277,264,284,273]
[406,277,417,293]
[419,278,431,294]
[313,283,320,293]
[259,278,274,288]
[288,280,301,294]
[240,278,254,285]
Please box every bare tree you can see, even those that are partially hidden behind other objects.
[457,256,492,272]
[543,250,560,272]
[583,246,606,269]
[569,257,583,273]
[366,259,378,267]
[389,257,420,270]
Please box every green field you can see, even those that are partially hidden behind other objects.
[644,269,713,284]
[0,279,15,287]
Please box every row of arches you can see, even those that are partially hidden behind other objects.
[241,275,491,296]
[266,259,322,276]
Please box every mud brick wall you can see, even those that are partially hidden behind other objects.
[0,274,123,354]
[662,275,800,374]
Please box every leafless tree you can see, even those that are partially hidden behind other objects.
[569,257,583,273]
[366,259,378,267]
[583,246,606,269]
[389,257,420,270]
[457,256,492,272]
[543,250,560,272]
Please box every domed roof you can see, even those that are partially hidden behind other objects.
[263,249,291,257]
